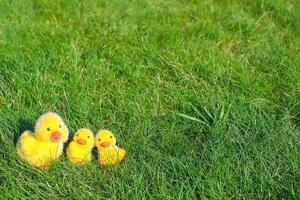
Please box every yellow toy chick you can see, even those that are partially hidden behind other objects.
[95,130,126,166]
[17,112,69,170]
[66,128,94,165]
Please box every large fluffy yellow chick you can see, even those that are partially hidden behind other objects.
[66,128,94,164]
[95,130,126,166]
[17,112,69,170]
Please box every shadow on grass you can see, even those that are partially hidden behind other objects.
[92,147,98,160]
[14,119,34,145]
[63,137,73,155]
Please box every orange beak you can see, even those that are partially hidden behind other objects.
[77,139,86,145]
[50,131,61,142]
[100,141,110,147]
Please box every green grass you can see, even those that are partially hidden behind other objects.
[0,0,300,199]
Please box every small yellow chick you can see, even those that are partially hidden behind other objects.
[95,130,126,166]
[17,112,69,170]
[66,129,94,165]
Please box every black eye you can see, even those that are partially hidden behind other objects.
[110,136,113,139]
[59,125,62,128]
[76,134,79,137]
[98,139,101,141]
[88,136,90,138]
[47,128,50,131]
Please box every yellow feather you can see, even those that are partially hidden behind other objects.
[66,129,94,165]
[16,112,69,170]
[95,130,126,166]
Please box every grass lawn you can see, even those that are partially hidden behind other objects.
[0,0,300,199]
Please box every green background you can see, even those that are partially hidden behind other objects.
[0,0,299,199]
